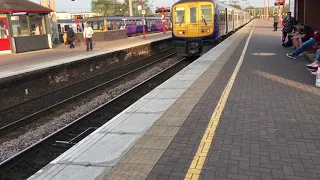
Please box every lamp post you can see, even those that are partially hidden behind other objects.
[140,0,146,38]
[267,0,270,21]
[129,0,133,17]
[40,0,59,44]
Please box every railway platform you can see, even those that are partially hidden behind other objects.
[0,32,171,80]
[28,19,320,180]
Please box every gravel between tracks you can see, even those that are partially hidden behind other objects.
[0,57,180,162]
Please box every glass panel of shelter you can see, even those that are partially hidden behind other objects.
[11,14,45,37]
[0,20,7,39]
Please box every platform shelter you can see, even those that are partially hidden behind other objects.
[0,0,52,54]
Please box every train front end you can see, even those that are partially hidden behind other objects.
[172,0,215,56]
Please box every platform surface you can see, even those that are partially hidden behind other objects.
[28,19,320,180]
[0,32,171,79]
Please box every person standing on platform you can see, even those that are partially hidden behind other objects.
[273,13,278,31]
[282,12,296,44]
[83,22,94,51]
[67,28,75,49]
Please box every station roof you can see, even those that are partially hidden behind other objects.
[0,0,52,13]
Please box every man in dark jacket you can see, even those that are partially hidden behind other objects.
[282,12,296,44]
[67,28,75,49]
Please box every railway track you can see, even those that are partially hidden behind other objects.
[0,56,193,180]
[0,48,175,135]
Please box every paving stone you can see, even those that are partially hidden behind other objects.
[104,164,153,180]
[146,126,180,137]
[119,148,163,165]
[134,136,173,150]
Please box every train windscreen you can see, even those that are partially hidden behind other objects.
[174,7,185,24]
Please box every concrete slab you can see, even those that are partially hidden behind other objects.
[148,88,186,99]
[128,99,177,113]
[161,80,196,89]
[32,164,110,180]
[111,113,162,134]
[57,133,141,167]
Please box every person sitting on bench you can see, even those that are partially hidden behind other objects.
[291,23,314,49]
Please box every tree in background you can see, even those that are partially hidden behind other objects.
[92,0,120,16]
[122,0,152,16]
[230,4,242,9]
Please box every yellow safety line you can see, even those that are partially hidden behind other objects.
[184,21,257,180]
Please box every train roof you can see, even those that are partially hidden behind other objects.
[173,0,248,13]
[86,16,170,21]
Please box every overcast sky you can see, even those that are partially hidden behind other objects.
[30,0,272,13]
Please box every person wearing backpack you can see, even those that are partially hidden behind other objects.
[67,28,76,49]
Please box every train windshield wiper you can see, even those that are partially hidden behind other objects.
[179,16,184,27]
[202,15,207,25]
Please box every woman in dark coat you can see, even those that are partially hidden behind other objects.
[67,28,75,49]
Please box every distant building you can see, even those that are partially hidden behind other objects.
[56,12,98,20]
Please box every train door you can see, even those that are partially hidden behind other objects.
[232,10,235,30]
[187,4,198,38]
[225,8,228,34]
[219,9,226,36]
[0,18,10,52]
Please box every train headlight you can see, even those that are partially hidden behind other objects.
[206,29,210,33]
[178,31,184,35]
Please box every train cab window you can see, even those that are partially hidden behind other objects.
[99,22,104,30]
[201,5,212,22]
[189,7,197,23]
[92,22,98,30]
[174,7,185,24]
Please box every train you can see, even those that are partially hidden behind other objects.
[57,16,172,36]
[172,0,251,56]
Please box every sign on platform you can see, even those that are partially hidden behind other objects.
[138,5,142,10]
[141,10,146,15]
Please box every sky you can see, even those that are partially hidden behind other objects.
[30,0,269,13]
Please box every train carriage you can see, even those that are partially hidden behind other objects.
[172,0,250,56]
[58,16,172,37]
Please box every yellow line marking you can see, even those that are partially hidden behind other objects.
[184,22,257,180]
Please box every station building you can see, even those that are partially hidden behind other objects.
[0,0,52,54]
[292,0,320,30]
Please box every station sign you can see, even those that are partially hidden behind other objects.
[11,12,28,16]
[274,0,285,6]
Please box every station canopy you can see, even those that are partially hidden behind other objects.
[0,0,52,13]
